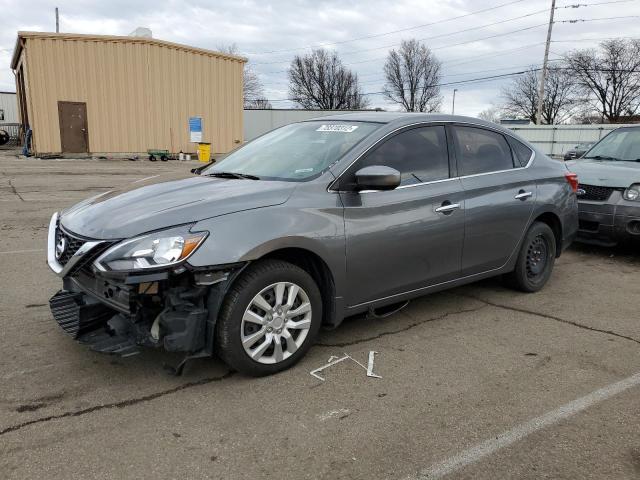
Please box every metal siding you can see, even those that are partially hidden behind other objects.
[21,35,244,155]
[0,93,19,123]
[243,109,369,141]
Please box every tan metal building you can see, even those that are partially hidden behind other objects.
[11,32,246,156]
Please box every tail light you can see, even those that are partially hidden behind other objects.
[565,172,578,192]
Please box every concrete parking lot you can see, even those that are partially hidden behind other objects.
[1,150,639,480]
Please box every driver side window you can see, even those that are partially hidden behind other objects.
[341,125,450,189]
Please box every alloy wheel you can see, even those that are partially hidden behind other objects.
[240,282,312,364]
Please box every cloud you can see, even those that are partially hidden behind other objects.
[2,0,639,116]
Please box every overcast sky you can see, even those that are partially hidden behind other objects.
[1,0,639,115]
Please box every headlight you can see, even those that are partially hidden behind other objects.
[95,225,208,272]
[623,184,640,201]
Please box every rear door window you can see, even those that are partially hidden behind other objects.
[507,137,533,167]
[452,126,515,176]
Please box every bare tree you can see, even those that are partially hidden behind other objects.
[478,106,502,123]
[218,43,265,108]
[564,39,640,123]
[245,97,273,109]
[383,39,442,112]
[501,66,579,124]
[288,49,369,109]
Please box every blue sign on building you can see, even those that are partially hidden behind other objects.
[189,116,202,142]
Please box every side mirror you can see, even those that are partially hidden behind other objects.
[354,165,401,191]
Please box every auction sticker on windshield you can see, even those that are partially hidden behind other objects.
[316,125,359,133]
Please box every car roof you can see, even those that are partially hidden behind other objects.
[305,112,516,135]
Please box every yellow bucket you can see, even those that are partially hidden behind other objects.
[197,143,211,163]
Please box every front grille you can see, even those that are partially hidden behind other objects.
[55,228,85,265]
[49,290,115,338]
[577,184,616,202]
[54,226,113,275]
[72,242,113,276]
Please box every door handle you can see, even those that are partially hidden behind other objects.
[435,202,461,214]
[515,191,533,200]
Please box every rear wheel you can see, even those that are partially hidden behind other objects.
[504,221,556,292]
[215,260,322,376]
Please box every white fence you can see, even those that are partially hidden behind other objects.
[504,124,635,157]
[0,92,18,124]
[243,110,634,158]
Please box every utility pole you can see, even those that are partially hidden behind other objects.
[536,0,556,125]
[452,89,458,115]
[55,7,59,32]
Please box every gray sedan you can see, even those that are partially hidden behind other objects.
[47,113,578,376]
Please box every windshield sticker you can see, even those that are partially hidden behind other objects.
[295,168,314,173]
[317,124,359,133]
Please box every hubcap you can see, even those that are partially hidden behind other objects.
[526,234,548,278]
[240,282,312,365]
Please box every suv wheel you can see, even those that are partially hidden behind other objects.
[505,221,556,293]
[215,260,322,376]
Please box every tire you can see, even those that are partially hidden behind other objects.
[215,259,322,376]
[160,155,168,162]
[504,221,556,293]
[149,155,156,162]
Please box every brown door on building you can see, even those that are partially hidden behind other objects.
[58,101,89,153]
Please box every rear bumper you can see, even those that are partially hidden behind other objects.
[576,194,640,246]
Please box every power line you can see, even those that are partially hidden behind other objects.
[261,65,640,103]
[246,0,636,57]
[551,35,639,42]
[257,12,636,76]
[258,23,549,75]
[245,0,528,55]
[252,9,550,65]
[558,0,637,7]
[262,60,564,89]
[262,69,542,102]
[558,14,640,22]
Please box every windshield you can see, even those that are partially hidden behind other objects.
[202,121,380,181]
[582,128,640,161]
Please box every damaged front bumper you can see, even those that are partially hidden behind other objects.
[47,212,244,358]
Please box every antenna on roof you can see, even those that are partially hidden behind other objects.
[55,7,59,33]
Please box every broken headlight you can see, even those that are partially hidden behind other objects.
[95,225,208,272]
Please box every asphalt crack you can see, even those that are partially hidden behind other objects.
[5,176,25,202]
[316,304,488,347]
[0,370,235,437]
[460,293,640,346]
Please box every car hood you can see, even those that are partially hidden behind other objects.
[565,159,640,188]
[60,172,297,239]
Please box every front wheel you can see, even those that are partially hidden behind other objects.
[215,260,322,376]
[504,221,556,292]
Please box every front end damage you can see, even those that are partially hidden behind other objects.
[47,213,243,365]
